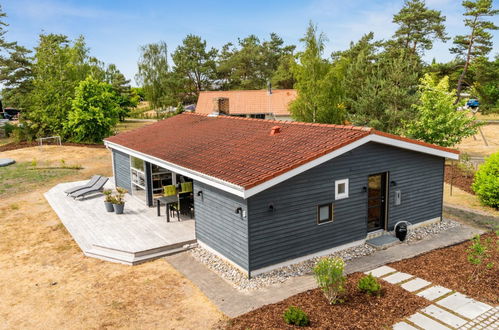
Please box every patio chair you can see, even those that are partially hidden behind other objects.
[180,182,193,193]
[163,185,180,220]
[64,175,101,196]
[70,176,109,199]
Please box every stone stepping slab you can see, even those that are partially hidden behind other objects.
[437,292,493,320]
[364,265,396,277]
[382,271,413,284]
[393,321,419,330]
[407,312,452,330]
[421,305,468,328]
[401,278,431,292]
[417,285,452,301]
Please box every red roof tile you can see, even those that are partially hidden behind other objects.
[105,113,371,188]
[195,89,296,116]
[105,113,458,190]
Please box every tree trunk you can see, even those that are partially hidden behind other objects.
[455,18,478,105]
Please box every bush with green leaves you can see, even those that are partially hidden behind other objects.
[283,306,310,326]
[466,234,496,281]
[404,74,481,147]
[357,273,382,296]
[64,76,120,143]
[313,257,346,304]
[472,152,499,209]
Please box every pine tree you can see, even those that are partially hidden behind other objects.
[392,0,448,55]
[451,0,498,103]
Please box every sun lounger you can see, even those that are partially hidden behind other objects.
[64,175,101,196]
[70,176,109,199]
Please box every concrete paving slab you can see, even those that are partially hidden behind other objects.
[454,301,493,320]
[408,312,452,330]
[364,265,396,277]
[392,321,419,330]
[438,293,475,310]
[383,271,413,284]
[422,305,468,328]
[401,277,431,292]
[417,285,452,301]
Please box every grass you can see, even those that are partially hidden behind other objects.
[0,162,77,197]
[475,112,499,121]
[456,124,499,157]
[0,136,13,146]
[444,183,499,218]
[115,119,156,133]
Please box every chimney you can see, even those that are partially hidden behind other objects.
[212,97,229,115]
[270,126,281,136]
[267,82,272,95]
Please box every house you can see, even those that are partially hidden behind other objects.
[104,113,459,276]
[195,88,296,121]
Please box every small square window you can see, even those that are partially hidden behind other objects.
[335,179,349,200]
[317,203,333,224]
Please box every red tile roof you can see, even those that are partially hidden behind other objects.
[105,113,458,190]
[195,89,296,116]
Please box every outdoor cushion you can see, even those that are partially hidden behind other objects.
[180,182,192,193]
[163,185,177,196]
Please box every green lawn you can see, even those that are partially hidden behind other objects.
[0,162,78,196]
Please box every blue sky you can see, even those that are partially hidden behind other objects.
[3,0,498,85]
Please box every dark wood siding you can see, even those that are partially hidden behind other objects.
[247,142,444,271]
[112,149,131,192]
[194,181,249,271]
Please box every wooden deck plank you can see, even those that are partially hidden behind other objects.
[44,179,196,264]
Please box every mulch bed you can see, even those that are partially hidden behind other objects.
[389,232,498,305]
[0,141,105,152]
[226,273,429,329]
[444,164,475,194]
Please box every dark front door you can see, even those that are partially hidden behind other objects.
[367,173,387,232]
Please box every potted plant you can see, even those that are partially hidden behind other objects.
[112,187,128,214]
[103,189,114,212]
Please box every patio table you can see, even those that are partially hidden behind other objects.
[155,195,179,222]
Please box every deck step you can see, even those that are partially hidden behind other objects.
[366,234,400,250]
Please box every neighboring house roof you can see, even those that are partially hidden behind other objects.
[105,113,459,198]
[195,89,297,116]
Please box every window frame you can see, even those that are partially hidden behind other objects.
[317,203,333,224]
[335,178,349,200]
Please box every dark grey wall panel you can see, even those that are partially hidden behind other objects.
[112,149,131,192]
[194,181,249,271]
[247,142,444,271]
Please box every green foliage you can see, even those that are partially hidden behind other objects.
[136,42,180,111]
[65,76,120,143]
[466,234,496,280]
[113,187,128,205]
[172,34,217,101]
[282,306,310,326]
[404,74,480,147]
[451,0,499,101]
[217,33,295,90]
[357,274,382,296]
[105,64,136,121]
[290,22,345,124]
[472,152,499,208]
[392,0,448,54]
[313,257,346,305]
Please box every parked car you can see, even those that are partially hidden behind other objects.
[2,108,21,120]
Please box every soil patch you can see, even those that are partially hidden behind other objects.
[227,273,429,329]
[444,164,475,194]
[0,141,105,152]
[389,232,498,305]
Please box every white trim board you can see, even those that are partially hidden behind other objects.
[105,133,458,199]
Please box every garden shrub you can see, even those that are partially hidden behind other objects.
[466,234,496,281]
[283,306,310,326]
[472,152,499,209]
[357,274,382,296]
[313,257,346,304]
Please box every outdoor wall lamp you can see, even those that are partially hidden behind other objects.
[362,186,367,193]
[197,190,203,196]
[235,207,243,215]
[268,203,275,212]
[391,180,397,187]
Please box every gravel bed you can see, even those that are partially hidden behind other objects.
[190,243,375,291]
[406,218,460,242]
[190,218,460,291]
